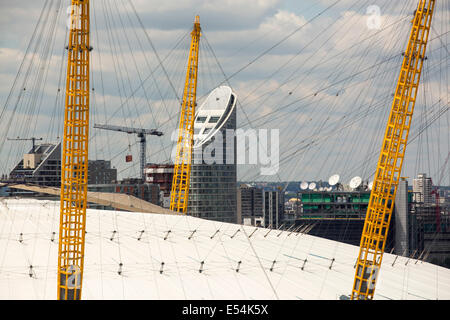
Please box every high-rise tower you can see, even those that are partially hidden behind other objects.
[188,86,237,223]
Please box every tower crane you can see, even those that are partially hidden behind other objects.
[170,16,201,214]
[351,0,436,300]
[93,123,163,181]
[57,0,91,300]
[7,137,43,153]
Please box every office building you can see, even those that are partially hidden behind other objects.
[263,189,284,229]
[144,164,174,208]
[237,184,263,226]
[88,160,117,185]
[188,86,237,223]
[413,173,433,205]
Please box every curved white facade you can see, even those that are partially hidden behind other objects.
[193,86,236,149]
[1,198,450,300]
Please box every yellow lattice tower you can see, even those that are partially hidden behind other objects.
[351,0,436,300]
[57,0,90,300]
[170,16,201,213]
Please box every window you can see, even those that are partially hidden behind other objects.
[196,116,207,123]
[203,128,211,134]
[209,116,220,123]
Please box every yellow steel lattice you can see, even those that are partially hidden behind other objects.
[170,16,201,214]
[351,0,435,300]
[57,0,90,300]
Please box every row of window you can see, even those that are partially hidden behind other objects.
[196,116,221,124]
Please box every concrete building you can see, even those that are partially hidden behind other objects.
[413,173,433,205]
[144,164,174,208]
[88,160,117,185]
[394,178,411,256]
[9,143,62,187]
[188,86,237,223]
[263,189,284,229]
[237,184,263,227]
[8,142,117,188]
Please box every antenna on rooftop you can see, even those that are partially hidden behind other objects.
[349,176,362,190]
[300,182,309,190]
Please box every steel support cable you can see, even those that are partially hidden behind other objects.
[235,9,411,111]
[16,0,58,144]
[248,54,405,129]
[246,94,448,184]
[120,2,179,131]
[7,3,62,180]
[329,45,401,178]
[101,0,136,176]
[239,94,390,182]
[214,228,247,298]
[91,1,114,170]
[0,0,50,123]
[92,33,446,174]
[102,0,136,130]
[0,0,54,172]
[238,15,445,130]
[18,0,60,141]
[88,31,188,141]
[116,1,174,162]
[104,1,157,175]
[46,8,69,142]
[182,216,216,299]
[359,102,450,182]
[294,12,393,185]
[106,2,147,133]
[324,1,413,181]
[233,0,378,116]
[241,226,279,300]
[331,99,449,181]
[246,36,447,131]
[30,0,65,142]
[127,0,181,104]
[213,0,343,88]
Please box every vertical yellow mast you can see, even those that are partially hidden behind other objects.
[170,16,201,213]
[351,0,435,300]
[57,0,90,300]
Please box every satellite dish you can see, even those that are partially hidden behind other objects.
[349,176,362,189]
[300,182,309,190]
[368,181,374,190]
[329,174,340,186]
[308,182,316,190]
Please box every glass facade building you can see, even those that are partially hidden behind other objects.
[188,86,237,223]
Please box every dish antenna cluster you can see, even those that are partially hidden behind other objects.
[300,174,370,192]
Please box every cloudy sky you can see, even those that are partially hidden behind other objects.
[0,0,448,186]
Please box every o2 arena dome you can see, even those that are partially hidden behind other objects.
[193,86,236,149]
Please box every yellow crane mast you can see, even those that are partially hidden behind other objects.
[351,0,436,300]
[170,16,201,213]
[57,0,91,300]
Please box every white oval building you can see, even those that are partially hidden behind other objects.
[189,86,237,223]
[193,86,237,149]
